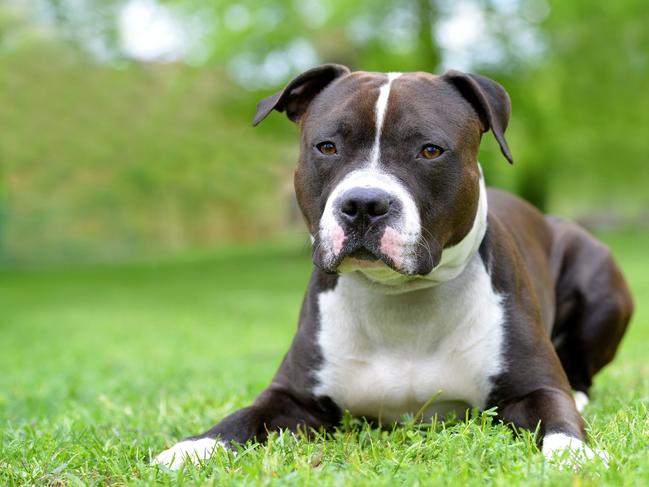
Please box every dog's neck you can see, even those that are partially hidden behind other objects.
[345,165,488,295]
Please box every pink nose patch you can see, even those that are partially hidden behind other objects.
[380,226,403,266]
[332,224,345,255]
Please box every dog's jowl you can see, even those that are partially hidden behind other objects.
[154,65,633,469]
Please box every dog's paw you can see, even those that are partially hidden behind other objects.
[152,437,224,470]
[572,391,590,413]
[542,433,609,469]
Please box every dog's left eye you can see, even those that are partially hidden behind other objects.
[419,144,444,160]
[316,141,337,155]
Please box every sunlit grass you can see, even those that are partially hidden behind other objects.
[1,232,648,485]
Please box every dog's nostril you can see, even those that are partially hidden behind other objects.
[338,188,393,225]
[341,199,358,217]
[368,199,390,217]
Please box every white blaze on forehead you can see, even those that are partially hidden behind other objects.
[317,73,406,267]
[369,72,402,168]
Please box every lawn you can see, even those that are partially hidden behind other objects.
[1,232,648,486]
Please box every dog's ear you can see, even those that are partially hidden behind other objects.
[253,63,351,126]
[441,70,513,164]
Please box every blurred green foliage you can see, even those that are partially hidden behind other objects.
[1,0,648,267]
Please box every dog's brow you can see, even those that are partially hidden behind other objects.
[313,120,354,139]
[400,127,453,147]
[337,121,354,136]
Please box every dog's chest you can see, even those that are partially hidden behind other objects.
[313,255,506,422]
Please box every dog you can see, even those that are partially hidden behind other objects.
[154,65,633,469]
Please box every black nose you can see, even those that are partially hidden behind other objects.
[338,188,392,228]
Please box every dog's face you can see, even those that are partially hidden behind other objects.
[254,65,512,277]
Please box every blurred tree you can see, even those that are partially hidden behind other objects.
[539,0,649,215]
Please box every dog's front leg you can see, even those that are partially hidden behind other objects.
[153,385,340,470]
[497,386,607,466]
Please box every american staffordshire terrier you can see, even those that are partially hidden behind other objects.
[154,65,633,469]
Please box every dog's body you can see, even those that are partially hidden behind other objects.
[155,66,633,469]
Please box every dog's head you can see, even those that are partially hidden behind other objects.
[254,65,512,279]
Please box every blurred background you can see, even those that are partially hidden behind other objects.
[2,4,649,482]
[1,0,648,267]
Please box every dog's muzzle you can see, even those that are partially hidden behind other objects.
[314,188,432,276]
[313,169,436,276]
[332,187,403,270]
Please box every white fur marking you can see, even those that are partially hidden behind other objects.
[542,433,609,468]
[319,75,408,267]
[314,251,506,422]
[153,438,223,470]
[573,391,590,413]
[369,72,402,168]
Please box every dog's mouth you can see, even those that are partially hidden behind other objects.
[313,225,437,277]
[323,240,413,275]
[348,247,378,261]
[336,246,389,272]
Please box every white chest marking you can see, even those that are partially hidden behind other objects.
[313,253,506,422]
[369,72,401,168]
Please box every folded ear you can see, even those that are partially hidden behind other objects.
[441,70,514,164]
[252,63,351,126]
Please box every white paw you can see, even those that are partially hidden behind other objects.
[573,391,590,413]
[152,437,223,470]
[542,433,609,469]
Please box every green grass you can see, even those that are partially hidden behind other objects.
[1,232,648,486]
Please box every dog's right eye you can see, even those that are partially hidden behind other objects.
[316,141,337,155]
[419,144,444,160]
